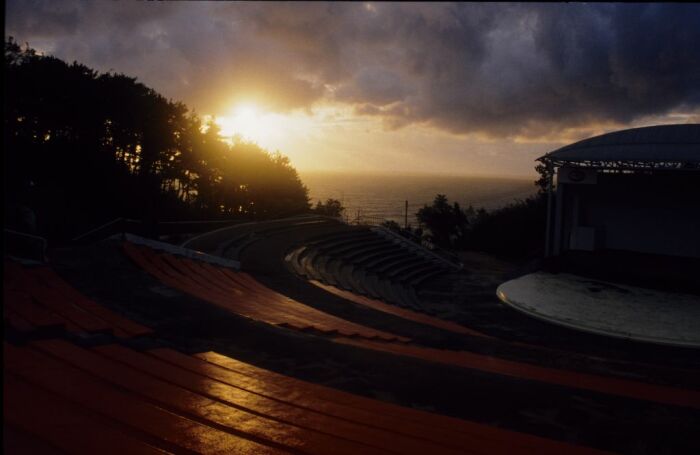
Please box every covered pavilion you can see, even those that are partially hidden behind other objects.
[498,124,700,347]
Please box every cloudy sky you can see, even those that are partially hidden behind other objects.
[6,2,700,177]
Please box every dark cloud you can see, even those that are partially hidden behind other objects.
[6,0,83,36]
[335,67,408,105]
[6,2,700,139]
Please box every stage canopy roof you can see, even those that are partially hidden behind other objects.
[539,124,700,170]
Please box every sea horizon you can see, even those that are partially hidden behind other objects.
[300,170,538,226]
[299,169,537,180]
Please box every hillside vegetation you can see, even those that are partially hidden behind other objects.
[4,38,310,242]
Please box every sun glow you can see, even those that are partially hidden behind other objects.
[215,103,281,146]
[210,103,325,168]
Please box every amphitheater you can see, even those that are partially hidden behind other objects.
[4,214,700,454]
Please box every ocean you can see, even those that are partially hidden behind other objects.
[300,171,537,226]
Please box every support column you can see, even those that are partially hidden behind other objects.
[553,181,565,256]
[544,163,554,257]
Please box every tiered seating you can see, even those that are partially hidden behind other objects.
[286,228,452,310]
[184,215,342,260]
[4,338,608,454]
[310,277,700,390]
[4,259,151,339]
[222,219,339,259]
[335,338,700,410]
[309,280,493,338]
[5,241,695,453]
[123,242,409,342]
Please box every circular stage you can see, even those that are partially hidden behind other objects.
[497,272,700,348]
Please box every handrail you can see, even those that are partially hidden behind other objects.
[371,226,463,270]
[119,233,241,269]
[72,218,129,243]
[182,214,340,252]
[4,228,48,262]
[73,217,250,244]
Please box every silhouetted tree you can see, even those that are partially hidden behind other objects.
[463,195,547,258]
[4,38,311,241]
[313,198,345,217]
[416,194,469,248]
[534,162,553,196]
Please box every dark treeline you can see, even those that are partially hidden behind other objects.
[404,178,548,259]
[409,193,547,259]
[407,162,550,258]
[4,38,311,242]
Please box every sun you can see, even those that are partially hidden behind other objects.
[215,103,269,143]
[208,102,320,166]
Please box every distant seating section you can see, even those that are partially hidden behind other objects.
[4,259,151,338]
[286,228,453,310]
[184,214,342,259]
[123,242,409,342]
[4,338,605,455]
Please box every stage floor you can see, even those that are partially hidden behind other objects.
[497,272,700,348]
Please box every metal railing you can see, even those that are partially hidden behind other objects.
[337,203,463,270]
[344,209,408,227]
[72,218,133,243]
[372,226,463,270]
[121,233,240,270]
[72,218,245,244]
[4,228,48,262]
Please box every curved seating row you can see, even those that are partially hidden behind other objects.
[371,227,463,271]
[335,337,700,410]
[4,245,694,454]
[4,259,151,339]
[286,228,452,310]
[184,215,342,260]
[310,280,491,338]
[122,242,409,342]
[2,256,606,454]
[5,337,609,455]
